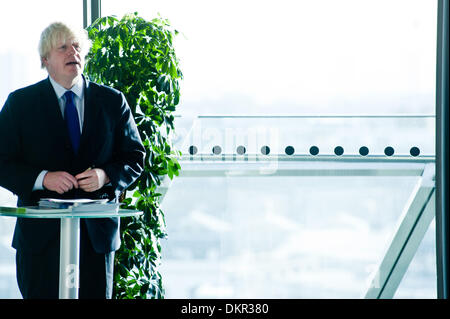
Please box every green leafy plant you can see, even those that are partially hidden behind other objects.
[85,12,182,298]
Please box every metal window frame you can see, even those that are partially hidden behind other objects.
[83,0,101,29]
[436,0,449,300]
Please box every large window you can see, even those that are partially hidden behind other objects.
[0,1,83,298]
[0,0,438,298]
[102,0,438,298]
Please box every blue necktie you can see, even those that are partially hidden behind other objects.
[64,91,81,154]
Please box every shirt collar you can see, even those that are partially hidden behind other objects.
[48,75,84,99]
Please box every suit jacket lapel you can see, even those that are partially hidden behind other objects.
[39,76,102,157]
[39,77,72,148]
[79,76,101,154]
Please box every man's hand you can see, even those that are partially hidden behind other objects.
[43,171,79,194]
[75,168,110,193]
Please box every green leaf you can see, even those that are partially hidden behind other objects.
[85,12,182,300]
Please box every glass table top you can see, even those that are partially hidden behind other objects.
[0,206,142,219]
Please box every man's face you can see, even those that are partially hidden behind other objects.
[43,37,84,87]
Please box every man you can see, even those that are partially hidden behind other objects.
[0,22,145,298]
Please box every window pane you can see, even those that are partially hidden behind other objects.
[0,1,83,298]
[159,115,435,298]
[394,220,437,298]
[0,1,83,107]
[160,175,420,298]
[103,0,437,116]
[101,0,438,298]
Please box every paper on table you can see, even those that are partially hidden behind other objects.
[24,203,120,214]
[70,202,120,213]
[39,198,109,205]
[29,198,118,214]
[40,198,108,203]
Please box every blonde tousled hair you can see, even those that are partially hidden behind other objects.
[38,22,92,69]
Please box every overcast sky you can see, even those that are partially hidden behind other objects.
[1,0,438,114]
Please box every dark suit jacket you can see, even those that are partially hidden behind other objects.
[0,76,145,254]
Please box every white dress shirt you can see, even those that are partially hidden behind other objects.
[32,76,85,191]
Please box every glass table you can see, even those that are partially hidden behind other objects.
[0,206,142,299]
